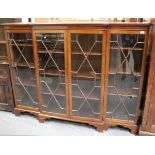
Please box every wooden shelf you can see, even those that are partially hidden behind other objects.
[10,43,32,47]
[72,72,101,79]
[72,95,100,101]
[0,60,8,64]
[16,81,37,87]
[38,50,64,54]
[13,62,35,68]
[0,57,8,64]
[39,68,101,79]
[42,92,66,97]
[9,39,32,46]
[108,92,138,97]
[108,86,138,97]
[38,50,102,56]
[110,47,144,51]
[40,69,65,77]
[37,40,64,43]
[0,41,6,44]
[9,39,33,46]
[71,51,102,56]
[111,41,144,43]
[109,68,141,76]
[72,90,101,100]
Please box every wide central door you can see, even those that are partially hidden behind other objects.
[69,30,106,121]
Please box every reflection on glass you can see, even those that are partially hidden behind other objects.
[106,33,145,120]
[36,33,66,114]
[8,33,38,108]
[71,33,103,119]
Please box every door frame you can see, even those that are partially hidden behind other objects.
[67,29,107,122]
[103,29,149,125]
[5,29,39,112]
[32,30,69,118]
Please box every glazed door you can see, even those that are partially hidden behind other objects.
[7,31,38,109]
[105,30,147,122]
[34,31,68,115]
[69,30,106,120]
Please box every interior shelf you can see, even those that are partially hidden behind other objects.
[107,86,139,97]
[72,72,101,79]
[0,60,8,64]
[16,81,37,87]
[10,43,33,47]
[42,92,66,97]
[110,47,144,51]
[109,68,141,76]
[71,51,102,56]
[38,50,64,54]
[0,56,8,64]
[39,68,101,79]
[72,95,100,101]
[39,69,65,77]
[13,62,35,68]
[37,40,64,42]
[107,92,138,97]
[0,41,6,44]
[38,50,102,56]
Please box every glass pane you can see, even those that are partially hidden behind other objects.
[71,33,103,119]
[36,33,66,114]
[8,33,38,108]
[106,33,145,121]
[71,34,102,55]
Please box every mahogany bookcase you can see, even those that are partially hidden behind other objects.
[0,22,150,133]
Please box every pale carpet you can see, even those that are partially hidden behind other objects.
[0,111,133,136]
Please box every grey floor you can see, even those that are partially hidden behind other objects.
[0,111,133,136]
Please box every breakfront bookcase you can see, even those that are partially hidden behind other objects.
[1,23,150,133]
[0,27,14,111]
[140,23,155,135]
